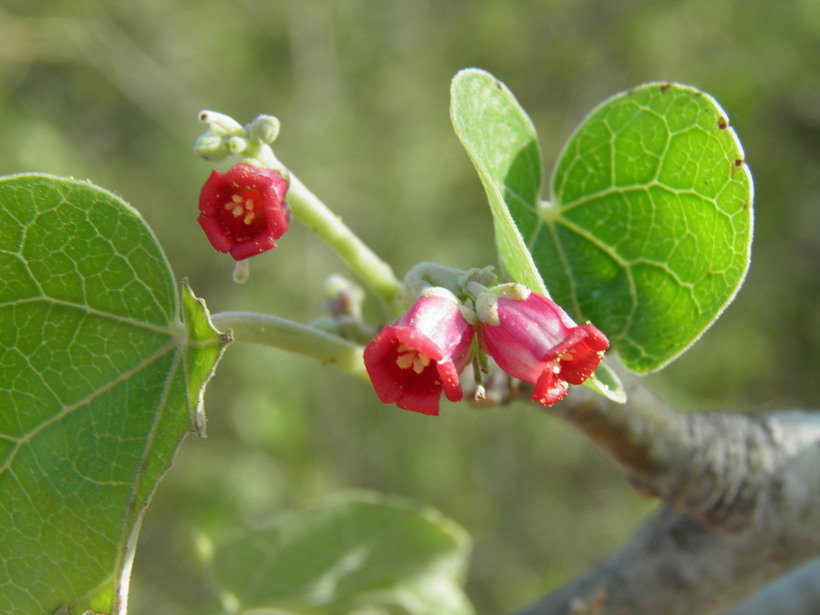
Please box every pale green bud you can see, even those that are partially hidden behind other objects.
[323,274,366,320]
[227,136,248,154]
[198,110,245,136]
[248,114,281,144]
[192,132,230,161]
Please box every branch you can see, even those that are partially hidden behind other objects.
[210,311,368,380]
[511,367,820,615]
[721,556,820,615]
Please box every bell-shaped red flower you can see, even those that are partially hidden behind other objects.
[198,163,290,260]
[364,290,475,415]
[477,285,609,406]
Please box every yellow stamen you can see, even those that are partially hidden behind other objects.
[245,198,255,211]
[396,353,416,369]
[231,205,244,217]
[395,343,432,374]
[243,212,256,225]
[412,353,432,373]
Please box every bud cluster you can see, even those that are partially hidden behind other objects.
[194,111,281,163]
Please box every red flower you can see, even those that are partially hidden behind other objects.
[364,291,475,415]
[477,285,609,406]
[198,163,290,260]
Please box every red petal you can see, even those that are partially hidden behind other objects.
[199,170,231,216]
[437,361,464,403]
[259,196,290,240]
[557,325,609,384]
[393,327,446,362]
[230,235,277,260]
[363,328,433,402]
[395,376,443,416]
[197,214,233,253]
[532,368,569,406]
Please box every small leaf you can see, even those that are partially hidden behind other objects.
[450,68,547,296]
[207,492,474,615]
[0,174,229,614]
[535,83,754,372]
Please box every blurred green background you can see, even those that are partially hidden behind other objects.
[1,0,818,613]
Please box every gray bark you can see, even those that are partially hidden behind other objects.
[504,369,820,615]
[722,557,820,615]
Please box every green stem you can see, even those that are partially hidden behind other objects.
[211,311,369,381]
[243,141,402,313]
[403,261,466,298]
[287,173,402,309]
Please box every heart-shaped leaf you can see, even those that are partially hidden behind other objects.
[541,83,753,372]
[0,174,228,615]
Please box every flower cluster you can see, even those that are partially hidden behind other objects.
[191,112,609,416]
[364,284,609,415]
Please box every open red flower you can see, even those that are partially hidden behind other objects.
[364,290,475,415]
[477,285,609,406]
[198,163,290,260]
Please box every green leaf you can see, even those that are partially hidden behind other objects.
[0,174,229,615]
[539,83,754,372]
[206,492,474,615]
[450,68,547,296]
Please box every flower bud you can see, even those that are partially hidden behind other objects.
[248,114,281,144]
[323,275,366,321]
[198,110,245,136]
[193,132,230,161]
[227,136,248,154]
